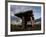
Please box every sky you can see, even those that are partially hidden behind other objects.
[10,5,41,24]
[10,5,41,20]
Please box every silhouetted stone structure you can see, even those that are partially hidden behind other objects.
[14,10,35,30]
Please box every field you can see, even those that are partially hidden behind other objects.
[11,24,41,32]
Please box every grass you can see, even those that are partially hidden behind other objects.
[11,24,41,32]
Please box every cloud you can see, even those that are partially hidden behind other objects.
[10,5,41,25]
